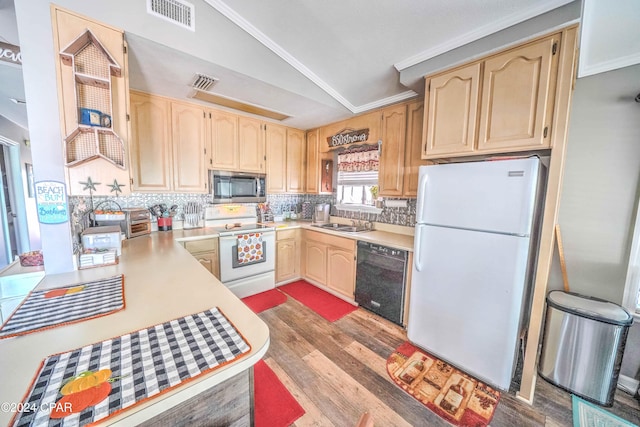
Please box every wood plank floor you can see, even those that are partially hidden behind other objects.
[260,296,640,426]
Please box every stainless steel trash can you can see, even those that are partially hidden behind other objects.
[538,291,633,406]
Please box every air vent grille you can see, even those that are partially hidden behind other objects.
[147,0,195,31]
[191,73,219,91]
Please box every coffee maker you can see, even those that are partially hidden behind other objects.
[312,203,330,225]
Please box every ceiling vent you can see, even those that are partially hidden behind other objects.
[190,73,219,92]
[147,0,195,31]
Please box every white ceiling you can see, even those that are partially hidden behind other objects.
[1,0,583,132]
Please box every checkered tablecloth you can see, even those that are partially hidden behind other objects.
[0,275,125,339]
[11,307,251,426]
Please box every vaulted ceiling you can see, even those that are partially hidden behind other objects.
[2,0,580,132]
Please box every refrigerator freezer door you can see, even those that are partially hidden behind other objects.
[416,158,540,236]
[408,224,531,390]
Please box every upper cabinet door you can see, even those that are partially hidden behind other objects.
[403,101,426,197]
[129,92,172,192]
[210,110,239,171]
[266,124,287,193]
[238,117,265,173]
[477,36,559,152]
[425,63,481,158]
[172,102,207,193]
[379,106,406,197]
[286,128,306,193]
[305,129,320,194]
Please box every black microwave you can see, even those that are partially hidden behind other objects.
[209,170,266,204]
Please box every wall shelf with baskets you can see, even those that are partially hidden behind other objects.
[59,29,125,169]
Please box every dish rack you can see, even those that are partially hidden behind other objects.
[183,201,203,229]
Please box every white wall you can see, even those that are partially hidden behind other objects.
[548,63,640,385]
[13,1,74,273]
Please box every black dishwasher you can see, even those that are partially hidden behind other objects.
[355,241,408,326]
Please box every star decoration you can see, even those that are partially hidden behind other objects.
[79,177,100,193]
[109,179,125,196]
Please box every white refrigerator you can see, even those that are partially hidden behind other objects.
[407,157,544,390]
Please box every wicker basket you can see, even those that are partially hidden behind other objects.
[19,251,44,267]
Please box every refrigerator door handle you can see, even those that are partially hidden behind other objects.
[414,224,424,272]
[416,172,429,221]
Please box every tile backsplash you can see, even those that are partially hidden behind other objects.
[68,192,417,250]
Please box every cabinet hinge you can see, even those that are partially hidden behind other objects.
[543,126,549,138]
[209,112,212,118]
[204,148,207,154]
[130,178,133,185]
[209,158,212,165]
[123,45,127,54]
[264,155,266,161]
[552,42,558,55]
[126,114,130,121]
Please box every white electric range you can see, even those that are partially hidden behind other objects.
[205,204,275,298]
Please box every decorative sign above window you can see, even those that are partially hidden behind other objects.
[327,128,369,148]
[0,42,21,66]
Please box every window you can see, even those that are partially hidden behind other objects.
[335,145,380,210]
[337,171,378,206]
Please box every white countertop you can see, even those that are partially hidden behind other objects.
[0,233,270,426]
[171,220,415,252]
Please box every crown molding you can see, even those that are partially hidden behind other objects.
[203,0,358,113]
[352,90,419,114]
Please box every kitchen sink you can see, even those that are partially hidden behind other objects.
[310,223,371,233]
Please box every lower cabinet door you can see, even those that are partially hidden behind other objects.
[304,240,327,285]
[327,247,355,298]
[195,251,219,279]
[276,239,297,283]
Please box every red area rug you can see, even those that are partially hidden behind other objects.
[254,360,305,427]
[242,289,287,313]
[387,342,500,427]
[278,280,357,322]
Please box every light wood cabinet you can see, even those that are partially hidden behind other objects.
[238,117,265,173]
[209,114,265,173]
[477,35,559,152]
[209,110,238,171]
[423,32,561,159]
[276,229,301,284]
[379,105,407,197]
[305,129,320,193]
[183,238,219,279]
[52,7,131,196]
[171,102,207,192]
[302,230,356,300]
[266,125,306,194]
[327,247,356,299]
[304,240,327,285]
[403,101,427,197]
[129,92,172,192]
[286,128,306,193]
[265,124,287,193]
[424,63,481,158]
[129,91,207,193]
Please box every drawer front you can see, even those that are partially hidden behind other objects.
[184,238,218,254]
[277,228,298,241]
[304,229,355,252]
